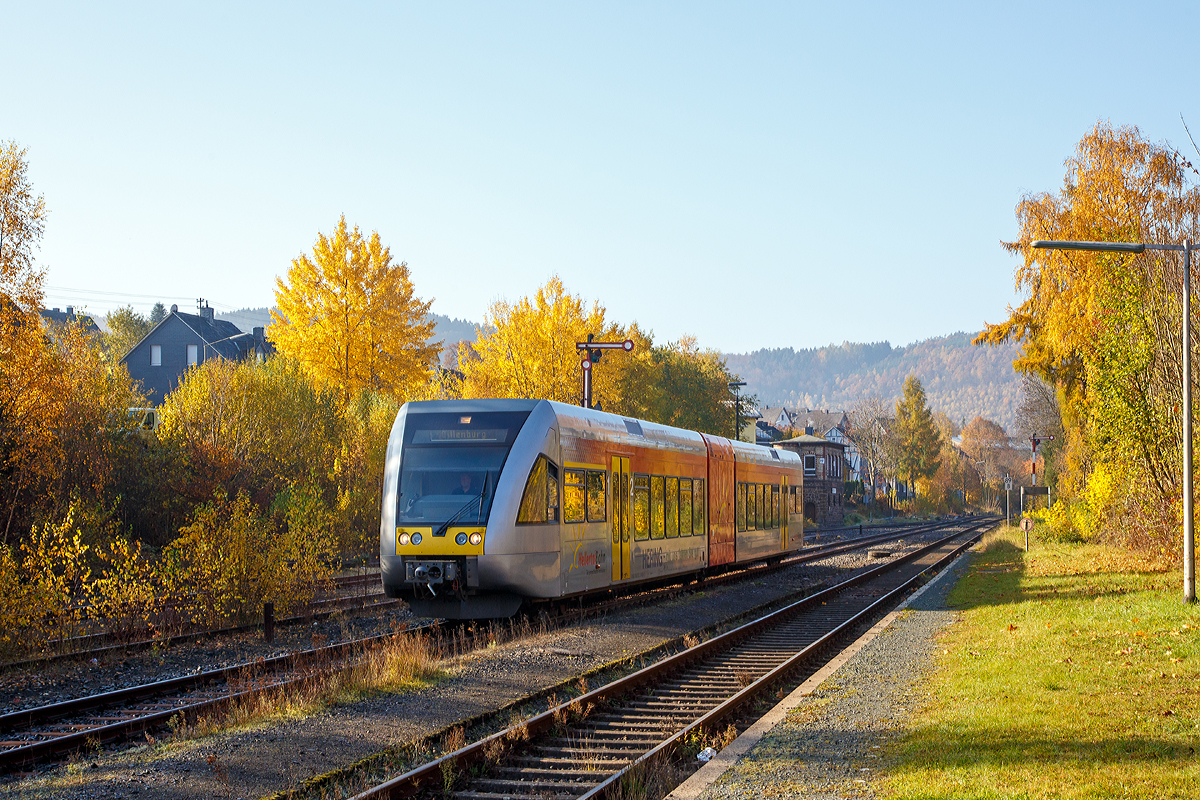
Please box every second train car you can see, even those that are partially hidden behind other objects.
[379,399,805,618]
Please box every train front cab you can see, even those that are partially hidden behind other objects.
[380,399,555,619]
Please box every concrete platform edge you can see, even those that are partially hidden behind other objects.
[665,545,977,800]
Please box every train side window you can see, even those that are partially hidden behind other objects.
[788,486,797,514]
[755,484,764,530]
[650,476,665,539]
[665,477,679,538]
[517,455,559,524]
[633,474,650,540]
[693,479,706,536]
[587,470,606,522]
[564,469,586,523]
[773,486,780,528]
[679,479,692,538]
[736,482,746,532]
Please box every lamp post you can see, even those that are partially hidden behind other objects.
[1033,238,1195,603]
[728,381,746,442]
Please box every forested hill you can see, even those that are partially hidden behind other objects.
[723,333,1022,431]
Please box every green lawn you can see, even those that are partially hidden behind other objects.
[880,526,1200,799]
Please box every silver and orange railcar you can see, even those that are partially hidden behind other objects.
[379,399,804,618]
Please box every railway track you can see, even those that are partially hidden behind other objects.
[0,519,970,772]
[3,571,390,672]
[349,518,994,800]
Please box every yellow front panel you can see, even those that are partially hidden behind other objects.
[396,526,486,556]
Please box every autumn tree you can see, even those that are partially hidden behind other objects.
[149,302,167,325]
[846,394,895,504]
[0,141,45,310]
[615,334,742,435]
[893,375,941,501]
[459,276,637,407]
[271,216,439,405]
[976,122,1200,544]
[103,306,155,361]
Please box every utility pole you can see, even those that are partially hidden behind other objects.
[728,381,746,441]
[576,335,634,409]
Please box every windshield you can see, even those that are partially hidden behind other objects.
[396,410,533,527]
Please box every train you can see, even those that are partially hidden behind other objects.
[379,399,805,619]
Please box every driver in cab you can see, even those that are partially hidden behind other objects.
[452,473,475,495]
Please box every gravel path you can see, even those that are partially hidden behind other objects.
[0,529,952,800]
[683,540,978,800]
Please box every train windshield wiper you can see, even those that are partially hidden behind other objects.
[433,475,489,537]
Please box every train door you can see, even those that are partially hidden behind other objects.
[611,456,631,581]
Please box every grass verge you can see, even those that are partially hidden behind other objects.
[880,525,1200,799]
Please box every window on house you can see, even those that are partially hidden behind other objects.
[804,455,816,477]
[150,345,161,366]
[187,344,198,366]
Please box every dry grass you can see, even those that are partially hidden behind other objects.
[176,630,443,741]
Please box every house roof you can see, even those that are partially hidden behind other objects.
[775,433,846,448]
[790,408,848,434]
[39,307,99,332]
[118,309,274,366]
[760,407,792,428]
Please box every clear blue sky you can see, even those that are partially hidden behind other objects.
[7,1,1200,353]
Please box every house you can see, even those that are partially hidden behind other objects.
[759,407,794,432]
[773,433,846,527]
[38,305,99,334]
[120,301,273,403]
[790,409,859,482]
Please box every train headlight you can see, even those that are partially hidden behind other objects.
[455,532,468,546]
[469,532,483,546]
[398,532,411,546]
[411,532,423,545]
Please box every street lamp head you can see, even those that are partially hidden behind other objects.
[728,381,746,390]
[1031,240,1146,254]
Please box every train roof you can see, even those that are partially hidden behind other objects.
[401,399,542,414]
[398,399,800,467]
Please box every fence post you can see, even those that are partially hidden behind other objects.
[263,601,275,643]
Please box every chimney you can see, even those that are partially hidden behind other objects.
[805,426,814,436]
[197,299,214,321]
[66,305,74,316]
[253,326,265,343]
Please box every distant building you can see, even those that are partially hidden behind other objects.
[790,408,859,482]
[774,433,846,526]
[38,305,99,334]
[121,301,274,403]
[759,407,794,432]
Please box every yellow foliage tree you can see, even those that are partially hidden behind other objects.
[977,122,1200,544]
[0,140,46,310]
[271,216,440,404]
[458,276,644,409]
